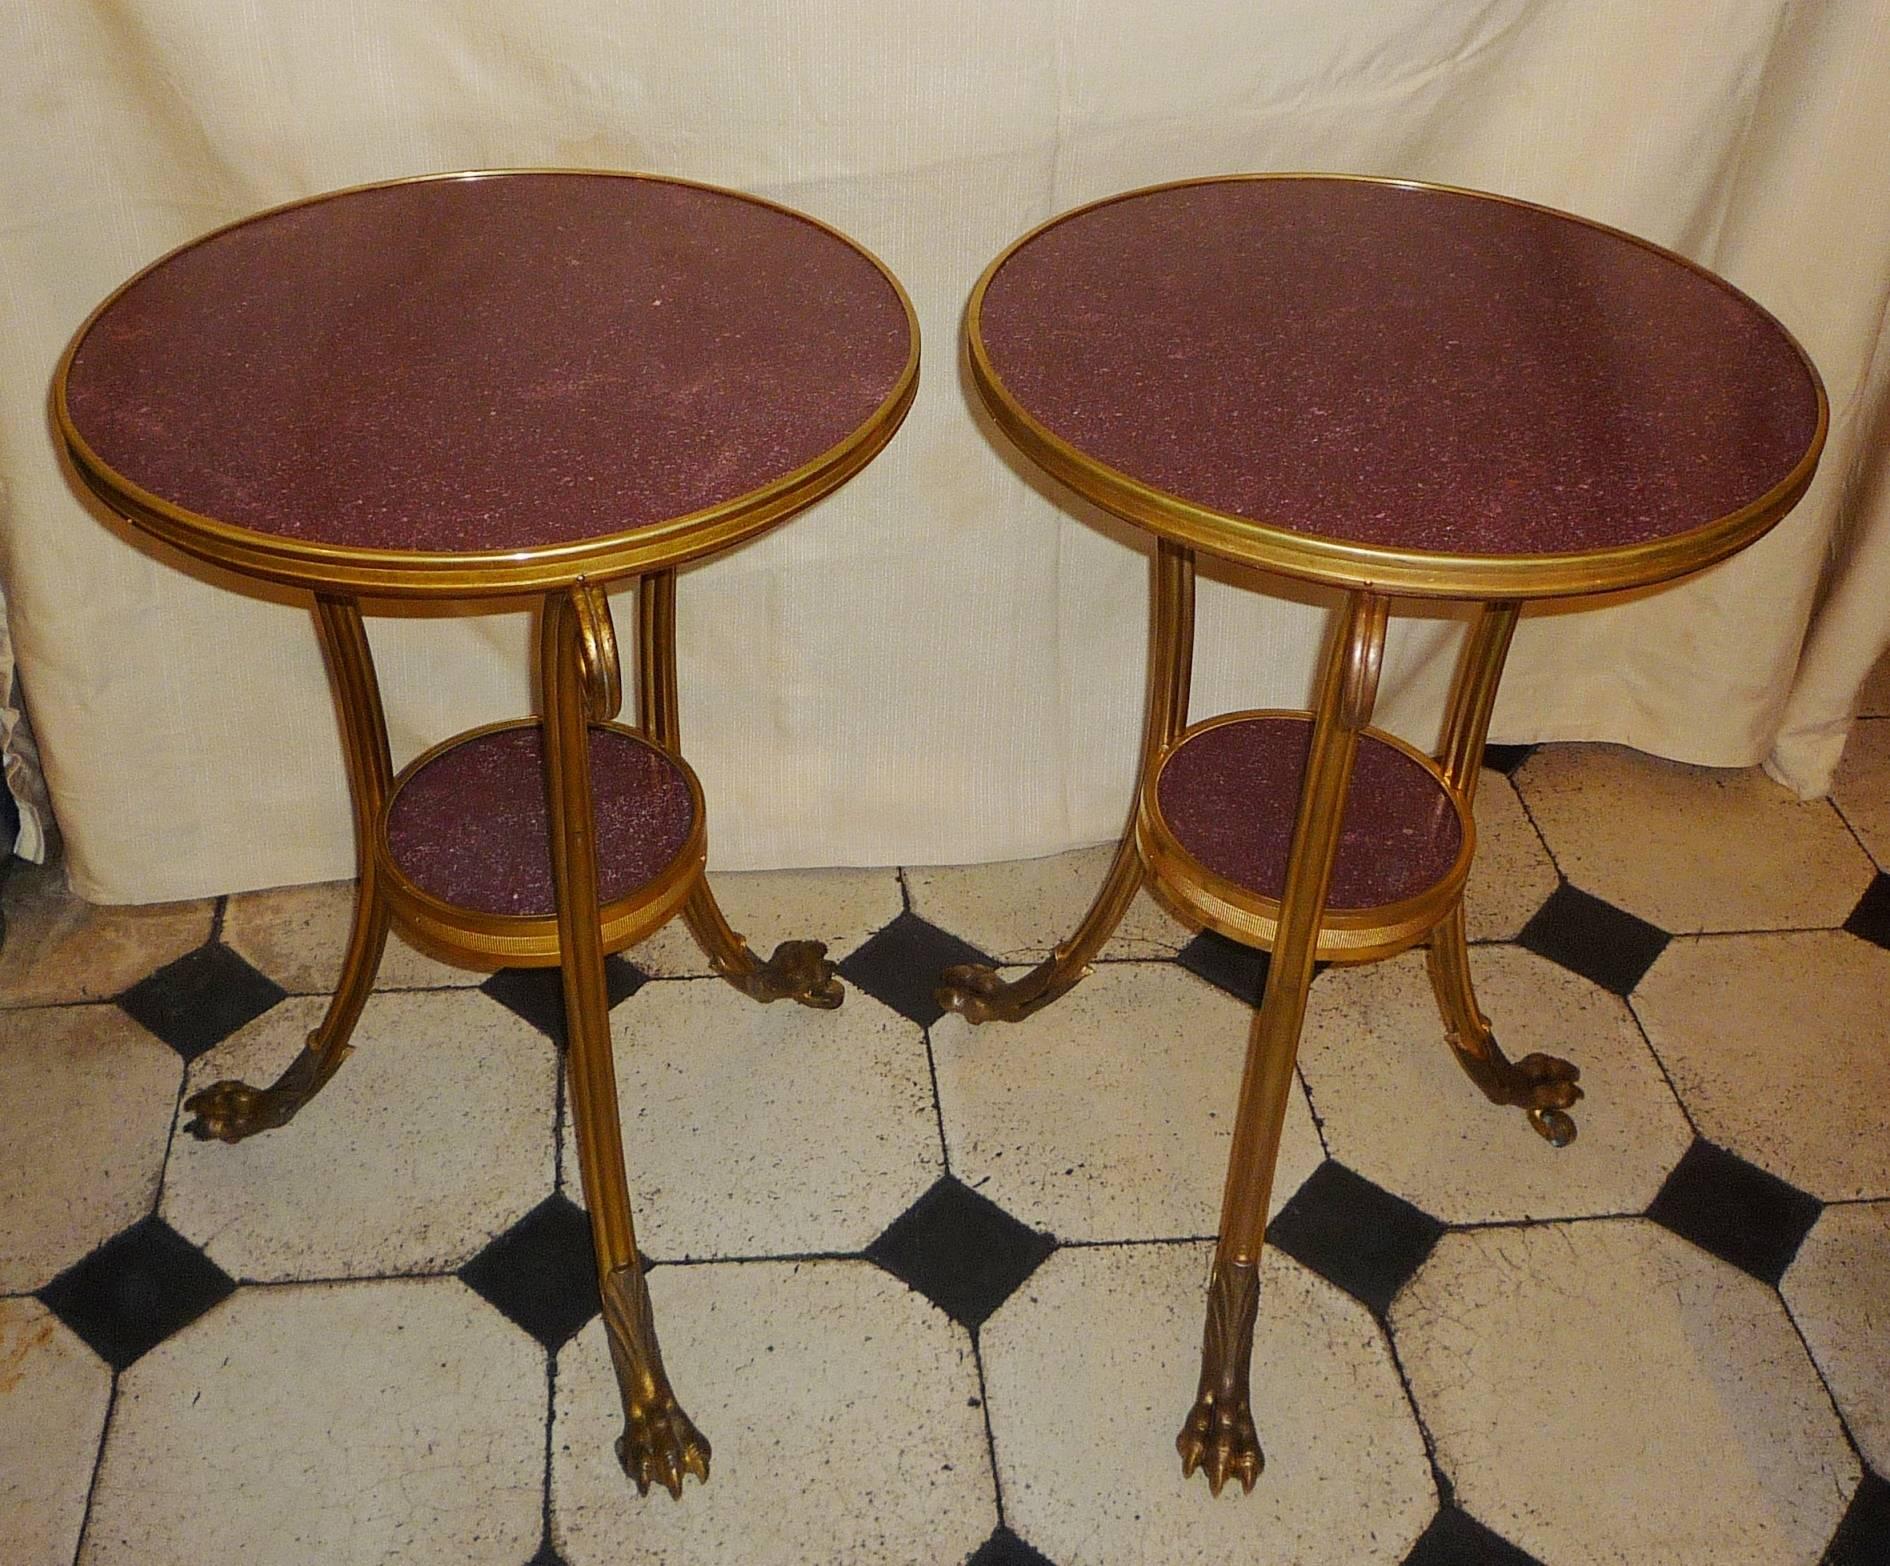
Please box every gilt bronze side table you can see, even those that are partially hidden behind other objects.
[56,170,917,1498]
[942,174,1824,1494]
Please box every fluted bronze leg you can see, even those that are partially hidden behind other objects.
[636,569,842,1008]
[1180,590,1387,1494]
[185,594,392,1142]
[938,539,1196,1023]
[1425,601,1581,1145]
[546,582,708,1497]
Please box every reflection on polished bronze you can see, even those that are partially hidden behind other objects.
[1177,1255,1262,1495]
[183,595,392,1141]
[959,175,1826,1494]
[58,170,919,1496]
[603,1262,712,1497]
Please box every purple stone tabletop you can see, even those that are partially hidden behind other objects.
[1156,716,1462,910]
[385,725,694,917]
[976,177,1821,559]
[61,174,912,555]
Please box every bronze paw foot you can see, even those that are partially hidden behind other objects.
[1177,1390,1263,1496]
[182,1038,347,1142]
[935,957,1084,1024]
[718,938,844,1009]
[1450,1036,1583,1146]
[617,1398,712,1498]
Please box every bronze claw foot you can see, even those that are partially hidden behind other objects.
[935,957,1085,1025]
[1177,1391,1263,1496]
[600,1263,710,1498]
[1180,1255,1263,1495]
[717,938,843,1009]
[618,1398,712,1499]
[182,1038,349,1142]
[1444,1029,1583,1147]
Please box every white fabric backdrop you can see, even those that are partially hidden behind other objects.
[2,0,1887,903]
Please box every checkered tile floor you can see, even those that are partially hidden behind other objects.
[3,721,1889,1565]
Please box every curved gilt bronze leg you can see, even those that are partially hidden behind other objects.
[1180,591,1386,1494]
[548,583,708,1496]
[1428,601,1580,1146]
[185,595,392,1142]
[938,540,1197,1023]
[636,569,842,1009]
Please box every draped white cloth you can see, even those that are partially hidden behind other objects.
[2,0,1887,902]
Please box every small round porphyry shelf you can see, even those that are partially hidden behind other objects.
[380,720,705,967]
[1137,711,1472,962]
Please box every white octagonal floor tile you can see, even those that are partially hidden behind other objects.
[560,980,939,1258]
[222,880,481,992]
[1782,1200,1890,1475]
[1394,1220,1856,1566]
[628,866,904,976]
[0,860,213,1008]
[981,1243,1433,1565]
[552,1259,992,1565]
[931,963,1323,1241]
[0,1298,111,1566]
[1299,948,1691,1223]
[1632,931,1890,1200]
[1515,743,1874,932]
[1832,717,1890,869]
[1462,771,1559,942]
[163,991,556,1279]
[0,1005,179,1291]
[907,844,1190,961]
[81,1279,543,1565]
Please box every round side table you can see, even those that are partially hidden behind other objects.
[56,170,918,1497]
[943,174,1824,1495]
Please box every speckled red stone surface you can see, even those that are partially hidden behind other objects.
[63,175,910,553]
[386,725,693,917]
[1155,717,1461,910]
[979,179,1820,556]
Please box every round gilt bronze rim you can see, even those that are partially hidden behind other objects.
[1136,708,1476,964]
[967,171,1828,602]
[54,168,921,600]
[376,718,708,968]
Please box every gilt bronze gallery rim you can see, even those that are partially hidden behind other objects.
[55,168,920,599]
[967,171,1827,601]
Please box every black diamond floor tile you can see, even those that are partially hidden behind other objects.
[1646,1138,1822,1286]
[38,1214,237,1371]
[1402,1505,1543,1566]
[1480,743,1537,777]
[1264,1159,1445,1319]
[117,942,287,1062]
[1516,882,1670,996]
[459,1192,601,1351]
[480,958,648,1045]
[1825,1469,1890,1566]
[839,911,993,1027]
[1843,873,1890,953]
[1176,929,1272,1004]
[966,1524,1058,1566]
[866,1174,1056,1329]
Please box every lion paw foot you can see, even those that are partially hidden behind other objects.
[1176,1393,1263,1496]
[742,939,843,1008]
[617,1401,711,1498]
[183,1079,288,1143]
[1513,1052,1582,1146]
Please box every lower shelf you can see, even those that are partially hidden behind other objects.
[378,719,705,967]
[1136,710,1473,963]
